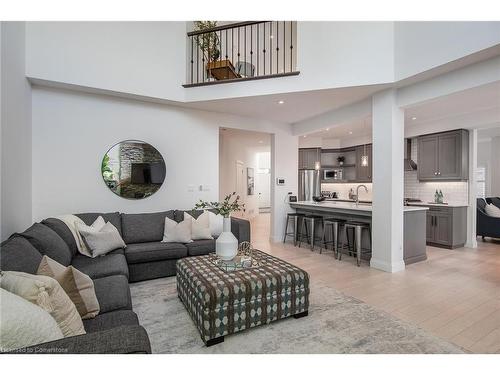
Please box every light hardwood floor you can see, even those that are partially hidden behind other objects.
[250,213,500,354]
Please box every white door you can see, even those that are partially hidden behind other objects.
[257,171,271,209]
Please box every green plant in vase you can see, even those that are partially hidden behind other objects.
[194,21,220,64]
[195,192,245,261]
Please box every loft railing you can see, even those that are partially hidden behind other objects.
[183,21,299,87]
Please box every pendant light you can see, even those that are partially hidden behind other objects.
[361,117,369,167]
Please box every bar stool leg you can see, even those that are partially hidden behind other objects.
[333,222,339,259]
[310,219,315,251]
[283,216,289,243]
[298,218,305,248]
[293,216,299,246]
[321,224,326,254]
[355,225,362,267]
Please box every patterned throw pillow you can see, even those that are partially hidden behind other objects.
[0,271,86,337]
[485,203,500,218]
[37,256,100,319]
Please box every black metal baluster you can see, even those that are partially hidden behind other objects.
[238,27,240,66]
[190,36,194,84]
[250,24,253,77]
[283,21,286,74]
[244,25,247,76]
[257,23,259,76]
[232,27,234,70]
[263,22,266,75]
[290,21,293,72]
[207,31,210,81]
[270,22,273,75]
[276,21,279,74]
[196,36,199,84]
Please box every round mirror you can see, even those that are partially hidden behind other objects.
[101,140,166,199]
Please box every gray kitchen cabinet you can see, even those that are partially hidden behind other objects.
[423,205,467,248]
[356,144,372,182]
[299,148,321,169]
[417,130,469,181]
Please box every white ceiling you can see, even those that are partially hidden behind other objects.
[185,84,389,124]
[303,81,500,141]
[219,127,272,148]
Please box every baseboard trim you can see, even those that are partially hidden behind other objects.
[370,258,405,273]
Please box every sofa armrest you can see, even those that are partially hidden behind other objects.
[231,217,251,243]
[10,325,151,354]
[477,209,500,238]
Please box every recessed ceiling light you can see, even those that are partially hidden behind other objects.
[326,128,330,131]
[258,140,263,144]
[303,135,307,138]
[411,116,417,120]
[278,100,284,104]
[349,131,353,135]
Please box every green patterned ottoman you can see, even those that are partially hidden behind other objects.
[176,249,310,346]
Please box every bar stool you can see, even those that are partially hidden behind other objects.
[298,215,324,251]
[321,218,346,258]
[339,221,372,266]
[283,213,306,246]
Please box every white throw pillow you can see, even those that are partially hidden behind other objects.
[161,217,193,243]
[0,271,86,337]
[485,203,500,218]
[184,212,213,240]
[207,211,224,237]
[76,216,126,257]
[0,288,64,352]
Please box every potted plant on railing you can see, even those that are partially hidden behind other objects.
[194,21,238,81]
[337,156,345,166]
[194,192,245,260]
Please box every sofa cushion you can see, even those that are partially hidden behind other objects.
[93,275,132,313]
[185,239,216,256]
[125,242,187,264]
[42,218,79,257]
[18,223,73,266]
[121,210,175,244]
[0,236,43,274]
[71,253,129,280]
[75,212,123,236]
[83,310,139,333]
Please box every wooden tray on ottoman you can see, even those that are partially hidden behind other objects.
[176,249,310,346]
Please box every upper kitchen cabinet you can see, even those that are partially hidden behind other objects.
[417,130,469,181]
[356,144,372,182]
[299,148,321,169]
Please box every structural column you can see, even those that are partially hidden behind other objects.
[370,89,405,273]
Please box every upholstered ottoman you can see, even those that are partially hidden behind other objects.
[176,249,310,346]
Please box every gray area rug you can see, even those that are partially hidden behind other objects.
[130,277,464,354]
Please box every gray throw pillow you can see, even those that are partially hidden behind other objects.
[77,218,126,257]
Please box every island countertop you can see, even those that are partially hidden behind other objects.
[290,200,429,213]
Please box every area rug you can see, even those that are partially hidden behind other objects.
[130,277,464,354]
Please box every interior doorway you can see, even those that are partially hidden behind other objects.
[219,128,272,221]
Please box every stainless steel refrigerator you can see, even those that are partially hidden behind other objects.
[298,169,320,201]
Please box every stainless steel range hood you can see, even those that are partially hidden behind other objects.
[404,139,417,171]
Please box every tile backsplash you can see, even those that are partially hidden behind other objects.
[404,138,469,205]
[322,183,373,201]
[321,138,470,205]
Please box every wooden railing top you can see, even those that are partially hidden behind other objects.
[187,21,269,36]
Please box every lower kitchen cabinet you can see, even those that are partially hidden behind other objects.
[424,205,467,248]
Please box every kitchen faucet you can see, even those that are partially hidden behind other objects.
[355,184,368,207]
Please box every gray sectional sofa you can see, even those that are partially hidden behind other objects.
[0,209,250,354]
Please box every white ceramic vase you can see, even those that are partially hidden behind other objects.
[216,217,238,261]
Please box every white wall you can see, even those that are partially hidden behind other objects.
[26,22,187,102]
[31,86,297,241]
[490,137,500,196]
[1,22,32,241]
[395,22,500,80]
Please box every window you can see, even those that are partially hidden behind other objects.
[476,166,486,198]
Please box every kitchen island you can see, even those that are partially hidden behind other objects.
[290,201,429,265]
